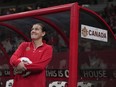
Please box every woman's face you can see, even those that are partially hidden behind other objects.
[30,24,45,40]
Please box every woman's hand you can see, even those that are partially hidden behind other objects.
[16,62,27,71]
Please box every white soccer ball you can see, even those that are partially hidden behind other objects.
[78,82,94,87]
[48,81,94,87]
[5,79,14,87]
[20,57,32,64]
[49,81,67,87]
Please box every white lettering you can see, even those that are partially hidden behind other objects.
[65,70,69,78]
[46,70,57,77]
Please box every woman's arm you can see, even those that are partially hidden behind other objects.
[10,42,27,67]
[25,46,53,73]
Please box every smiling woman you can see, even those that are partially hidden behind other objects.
[31,23,46,41]
[10,23,53,87]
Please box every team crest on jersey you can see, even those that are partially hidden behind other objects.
[26,47,30,51]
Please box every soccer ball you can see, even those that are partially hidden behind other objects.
[20,57,32,64]
[5,79,14,87]
[78,82,94,87]
[49,81,67,87]
[14,57,32,77]
[48,81,94,87]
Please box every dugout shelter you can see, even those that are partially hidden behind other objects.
[0,2,116,87]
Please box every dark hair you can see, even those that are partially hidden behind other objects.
[34,23,46,32]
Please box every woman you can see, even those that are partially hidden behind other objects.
[10,23,53,87]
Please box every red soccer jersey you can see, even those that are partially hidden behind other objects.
[10,42,53,87]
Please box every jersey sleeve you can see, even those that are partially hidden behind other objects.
[10,42,27,67]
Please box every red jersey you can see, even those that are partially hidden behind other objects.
[10,42,53,87]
